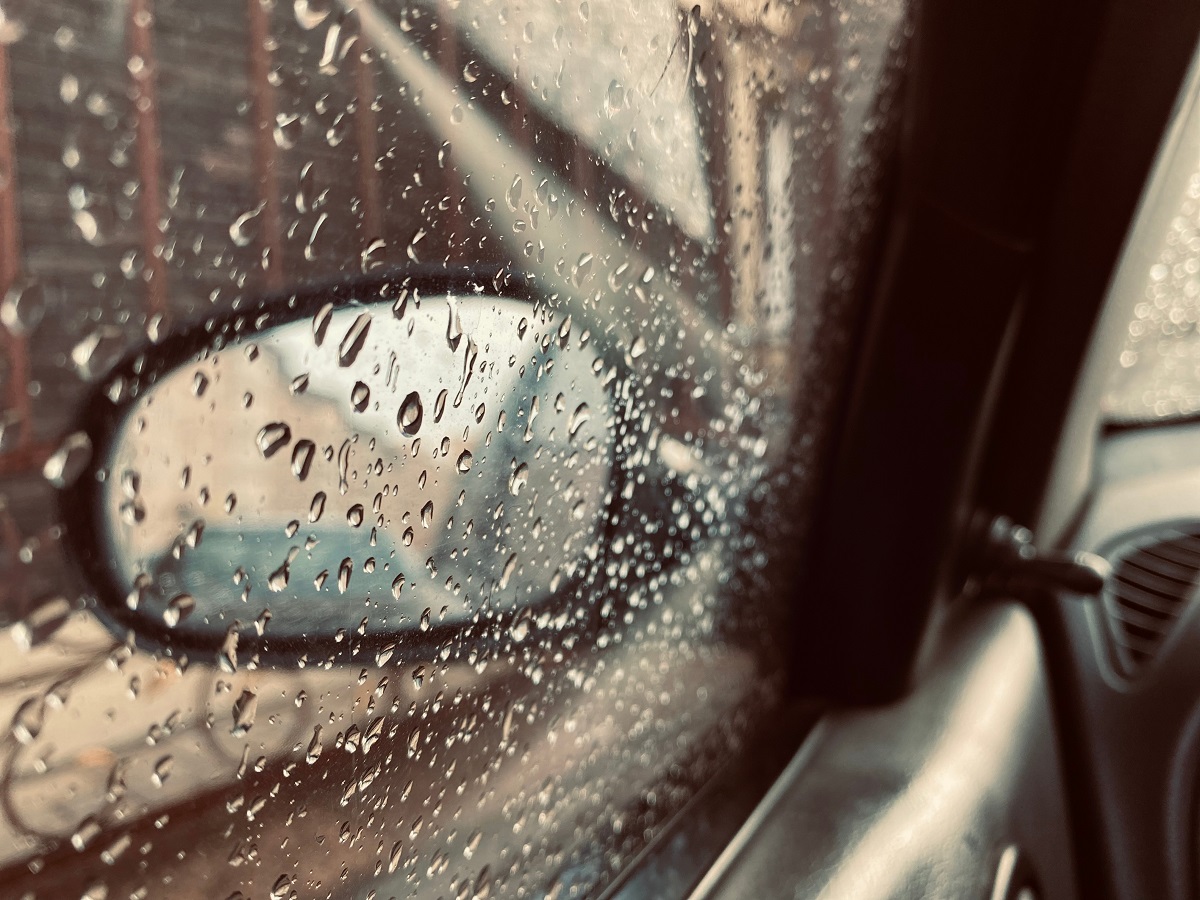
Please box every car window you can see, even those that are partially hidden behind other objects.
[1104,134,1200,423]
[0,1,907,897]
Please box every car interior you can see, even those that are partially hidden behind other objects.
[2,0,1200,899]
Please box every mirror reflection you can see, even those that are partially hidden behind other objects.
[97,292,614,645]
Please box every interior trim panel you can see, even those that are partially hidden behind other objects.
[688,603,1076,900]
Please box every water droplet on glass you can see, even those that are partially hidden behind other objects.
[229,203,264,247]
[509,462,529,496]
[390,573,405,599]
[151,755,174,787]
[313,302,333,347]
[339,312,371,366]
[42,431,91,488]
[293,0,331,29]
[506,176,523,211]
[274,112,303,149]
[398,391,423,435]
[509,611,531,642]
[568,402,591,438]
[11,697,43,744]
[101,833,132,865]
[337,557,353,593]
[257,422,291,458]
[309,491,326,523]
[163,593,195,628]
[456,450,473,473]
[291,439,315,479]
[605,79,625,117]
[231,689,258,737]
[218,628,239,673]
[268,560,290,592]
[360,237,387,273]
[71,817,103,851]
[351,381,370,412]
[420,500,433,528]
[1,279,45,335]
[306,725,323,763]
[71,326,124,381]
[346,504,364,527]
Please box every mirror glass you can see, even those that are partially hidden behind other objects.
[95,293,614,646]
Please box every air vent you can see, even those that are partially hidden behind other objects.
[1103,527,1200,677]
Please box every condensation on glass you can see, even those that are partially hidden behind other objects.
[0,0,906,897]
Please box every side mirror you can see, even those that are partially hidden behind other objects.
[64,271,616,662]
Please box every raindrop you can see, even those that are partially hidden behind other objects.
[337,557,353,593]
[71,817,103,851]
[360,237,387,273]
[312,302,333,347]
[346,504,364,527]
[506,176,523,211]
[605,79,625,117]
[71,326,124,381]
[218,628,239,673]
[291,439,315,479]
[151,755,174,787]
[568,403,591,437]
[163,593,195,628]
[509,462,529,496]
[11,697,43,744]
[398,391,423,435]
[306,726,323,763]
[499,553,518,590]
[274,112,303,149]
[229,204,264,247]
[42,431,91,488]
[1,279,45,335]
[231,689,258,737]
[390,574,405,599]
[257,422,291,458]
[510,611,530,642]
[420,500,434,527]
[309,491,326,523]
[464,829,482,859]
[101,833,132,865]
[293,0,331,29]
[456,450,473,473]
[338,311,372,366]
[351,381,370,412]
[573,253,594,287]
[268,560,290,592]
[630,335,647,359]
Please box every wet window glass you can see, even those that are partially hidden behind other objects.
[1105,152,1200,423]
[0,1,906,897]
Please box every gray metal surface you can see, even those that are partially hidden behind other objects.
[688,603,1075,900]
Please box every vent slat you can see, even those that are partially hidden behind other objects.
[1102,528,1200,678]
[1108,578,1189,617]
[1120,555,1199,589]
[1138,539,1200,570]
